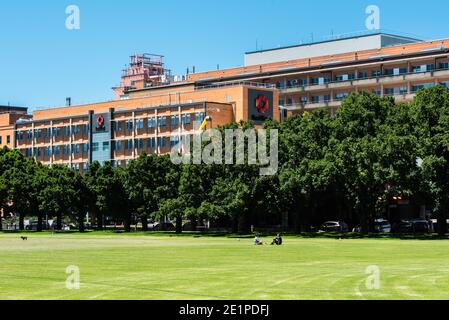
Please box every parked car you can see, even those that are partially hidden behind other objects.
[148,222,176,231]
[374,219,391,233]
[319,221,349,233]
[392,219,431,234]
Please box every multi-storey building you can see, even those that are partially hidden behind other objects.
[5,31,449,170]
[12,82,279,171]
[0,106,30,149]
[185,32,449,119]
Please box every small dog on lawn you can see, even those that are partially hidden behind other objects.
[20,236,28,241]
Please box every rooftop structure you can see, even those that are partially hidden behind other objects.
[245,32,422,66]
[112,54,173,99]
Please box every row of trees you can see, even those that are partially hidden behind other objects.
[1,87,449,234]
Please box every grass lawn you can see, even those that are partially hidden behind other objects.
[1,232,449,300]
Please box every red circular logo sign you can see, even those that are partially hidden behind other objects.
[255,95,269,114]
[96,115,105,127]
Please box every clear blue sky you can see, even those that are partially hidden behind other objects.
[1,0,448,111]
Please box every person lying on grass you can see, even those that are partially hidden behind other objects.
[271,234,283,246]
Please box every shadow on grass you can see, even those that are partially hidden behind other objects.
[2,230,449,240]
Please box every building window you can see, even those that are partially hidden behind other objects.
[53,146,61,155]
[92,143,99,152]
[136,119,144,130]
[335,74,355,82]
[136,139,144,149]
[195,112,205,123]
[323,95,331,102]
[44,147,51,157]
[113,141,121,151]
[53,127,61,137]
[182,114,191,125]
[147,137,156,149]
[439,62,449,70]
[16,131,23,141]
[72,144,81,154]
[125,120,133,131]
[336,93,349,101]
[64,126,71,137]
[0,136,2,144]
[372,70,381,77]
[6,135,10,145]
[385,68,407,76]
[114,121,122,132]
[34,148,41,157]
[171,115,180,127]
[412,64,434,73]
[63,145,71,155]
[102,142,110,152]
[158,116,167,127]
[358,72,368,79]
[83,124,89,135]
[125,140,133,150]
[148,117,156,129]
[45,128,51,138]
[83,143,89,153]
[83,163,88,171]
[26,130,32,140]
[34,129,42,139]
[412,83,434,93]
[170,136,180,147]
[157,137,167,148]
[300,96,308,104]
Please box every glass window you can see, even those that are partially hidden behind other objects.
[195,112,205,123]
[113,141,121,151]
[171,115,180,127]
[102,142,110,151]
[136,119,144,129]
[64,126,71,137]
[158,116,167,127]
[92,142,99,152]
[182,114,191,125]
[83,143,89,153]
[147,138,156,149]
[170,136,180,147]
[125,140,133,150]
[157,137,167,148]
[125,120,133,131]
[147,118,156,129]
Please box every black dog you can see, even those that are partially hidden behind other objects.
[20,236,28,241]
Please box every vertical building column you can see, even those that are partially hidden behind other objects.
[69,118,73,167]
[132,111,136,159]
[110,108,114,164]
[31,122,35,160]
[88,111,94,165]
[155,109,159,155]
[178,106,182,142]
[50,120,54,165]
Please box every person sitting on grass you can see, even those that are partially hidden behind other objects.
[271,234,283,246]
[254,235,263,246]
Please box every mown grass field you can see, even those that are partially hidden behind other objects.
[1,232,449,300]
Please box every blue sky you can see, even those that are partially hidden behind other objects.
[1,0,449,111]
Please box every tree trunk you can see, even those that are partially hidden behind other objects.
[437,203,448,236]
[124,215,131,233]
[19,214,25,231]
[237,213,250,234]
[78,214,85,233]
[190,217,197,232]
[37,214,43,232]
[96,212,103,231]
[175,215,183,234]
[57,213,62,230]
[0,215,3,231]
[141,216,148,232]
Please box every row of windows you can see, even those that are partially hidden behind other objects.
[22,144,89,157]
[278,62,449,89]
[281,82,448,105]
[111,137,170,151]
[16,124,89,141]
[113,113,204,132]
[0,135,11,145]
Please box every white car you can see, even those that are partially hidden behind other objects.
[374,219,391,233]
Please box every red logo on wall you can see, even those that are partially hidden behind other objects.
[255,95,269,114]
[96,115,105,127]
